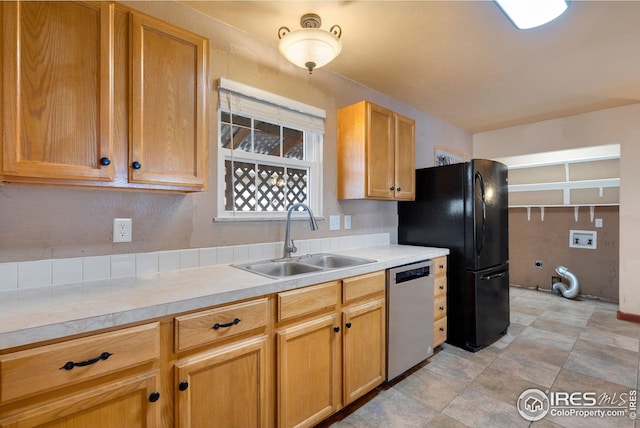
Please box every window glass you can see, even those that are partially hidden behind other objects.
[217,81,323,219]
[220,112,251,151]
[283,128,304,160]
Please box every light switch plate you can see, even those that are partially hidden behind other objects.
[344,215,352,230]
[329,215,341,231]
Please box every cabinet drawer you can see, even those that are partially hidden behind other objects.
[434,317,447,347]
[342,271,385,304]
[175,298,268,352]
[434,279,447,297]
[0,322,160,404]
[278,281,339,322]
[434,295,447,321]
[434,257,447,276]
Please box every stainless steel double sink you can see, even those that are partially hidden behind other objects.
[233,253,377,279]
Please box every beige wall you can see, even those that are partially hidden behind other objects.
[509,206,619,302]
[474,103,640,315]
[0,1,472,263]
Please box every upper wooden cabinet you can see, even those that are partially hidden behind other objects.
[129,12,208,189]
[337,101,415,200]
[1,1,115,182]
[0,1,208,192]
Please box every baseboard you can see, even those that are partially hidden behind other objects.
[617,311,640,323]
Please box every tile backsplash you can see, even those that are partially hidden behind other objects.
[0,233,390,291]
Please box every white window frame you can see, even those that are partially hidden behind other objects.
[215,78,324,221]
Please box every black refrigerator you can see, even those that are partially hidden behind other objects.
[398,159,509,352]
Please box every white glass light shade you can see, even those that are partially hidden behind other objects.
[278,28,342,72]
[496,0,568,30]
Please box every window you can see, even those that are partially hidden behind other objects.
[216,78,324,220]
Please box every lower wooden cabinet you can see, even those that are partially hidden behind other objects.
[433,256,448,347]
[277,314,340,428]
[0,323,162,428]
[0,370,160,428]
[0,270,389,428]
[174,335,268,428]
[276,271,386,428]
[342,298,385,405]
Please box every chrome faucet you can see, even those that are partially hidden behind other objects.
[283,203,318,258]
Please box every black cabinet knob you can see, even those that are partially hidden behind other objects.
[396,187,401,192]
[439,306,444,311]
[178,381,189,391]
[333,326,340,333]
[389,186,395,191]
[132,161,141,169]
[439,327,445,332]
[99,157,111,166]
[439,264,444,269]
[439,285,445,290]
[346,322,352,329]
[149,392,160,403]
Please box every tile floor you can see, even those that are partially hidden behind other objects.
[325,287,640,428]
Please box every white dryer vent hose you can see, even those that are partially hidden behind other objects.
[552,266,580,299]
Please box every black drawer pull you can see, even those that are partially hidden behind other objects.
[178,381,189,391]
[346,322,352,329]
[132,161,141,169]
[149,392,160,403]
[60,352,112,371]
[212,318,241,330]
[100,157,111,166]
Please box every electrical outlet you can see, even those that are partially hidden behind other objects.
[344,215,352,230]
[113,218,132,243]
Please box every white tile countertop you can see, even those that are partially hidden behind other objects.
[0,244,448,350]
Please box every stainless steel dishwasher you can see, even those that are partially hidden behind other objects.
[386,260,435,381]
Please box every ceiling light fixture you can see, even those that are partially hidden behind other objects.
[495,0,568,30]
[278,13,342,74]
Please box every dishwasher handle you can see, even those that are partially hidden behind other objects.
[391,260,433,285]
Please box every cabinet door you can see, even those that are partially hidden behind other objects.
[175,335,267,428]
[366,103,394,199]
[0,371,160,428]
[394,113,415,200]
[130,12,207,189]
[342,298,386,405]
[277,314,340,428]
[2,1,114,181]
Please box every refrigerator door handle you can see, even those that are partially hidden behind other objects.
[474,171,486,258]
[481,270,508,281]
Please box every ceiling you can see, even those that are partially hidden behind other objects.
[180,1,640,133]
